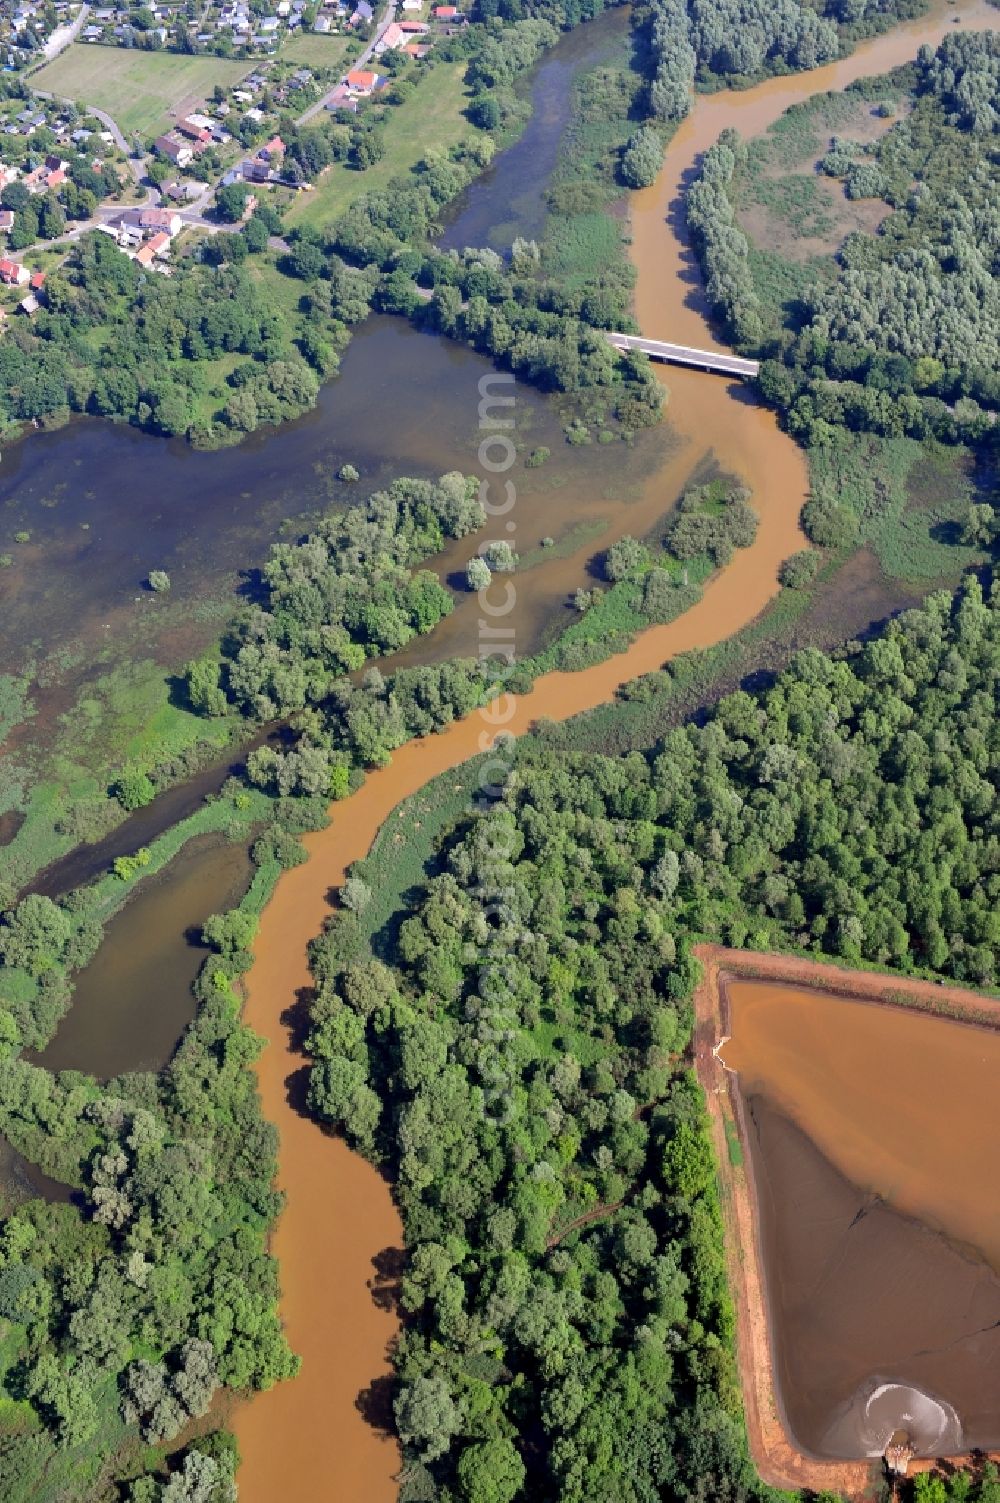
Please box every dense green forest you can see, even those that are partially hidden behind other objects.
[0,222,372,443]
[686,32,1000,446]
[0,801,308,1501]
[305,570,1000,1501]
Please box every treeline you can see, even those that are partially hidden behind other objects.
[304,568,1000,1502]
[545,479,759,674]
[184,472,512,796]
[640,0,923,127]
[189,471,482,723]
[187,470,760,796]
[685,130,762,347]
[0,799,309,1501]
[688,33,1000,446]
[1,154,121,251]
[2,9,658,446]
[271,15,663,426]
[295,200,662,426]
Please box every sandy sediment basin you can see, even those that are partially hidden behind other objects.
[691,944,1000,1499]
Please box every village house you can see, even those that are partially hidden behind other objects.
[376,21,406,50]
[0,210,15,234]
[146,231,173,258]
[325,84,357,112]
[139,206,183,237]
[0,258,31,286]
[154,134,194,168]
[344,68,383,96]
[175,118,213,151]
[100,216,143,248]
[102,205,182,251]
[163,179,204,202]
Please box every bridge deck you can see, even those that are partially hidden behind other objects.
[606,332,759,379]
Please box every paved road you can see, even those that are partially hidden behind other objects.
[606,332,760,379]
[296,0,398,124]
[39,3,90,61]
[31,80,144,182]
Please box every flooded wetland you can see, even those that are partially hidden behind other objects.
[4,0,999,1498]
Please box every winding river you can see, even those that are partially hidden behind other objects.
[229,1,1000,1497]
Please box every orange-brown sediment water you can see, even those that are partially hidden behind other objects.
[723,980,1000,1457]
[234,6,997,1495]
[723,979,1000,1275]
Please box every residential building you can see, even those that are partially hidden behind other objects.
[0,258,31,286]
[345,68,381,94]
[154,134,194,168]
[139,206,183,236]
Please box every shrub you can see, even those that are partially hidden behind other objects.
[112,766,156,811]
[779,549,820,588]
[466,557,492,592]
[620,127,664,189]
[483,541,517,572]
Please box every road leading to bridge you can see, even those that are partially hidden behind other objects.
[606,332,759,379]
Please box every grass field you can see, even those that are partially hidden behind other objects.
[286,62,472,230]
[279,32,355,67]
[31,45,252,138]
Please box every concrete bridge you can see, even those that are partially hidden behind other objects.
[605,332,759,380]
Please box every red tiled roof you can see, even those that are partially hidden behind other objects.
[346,68,377,87]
